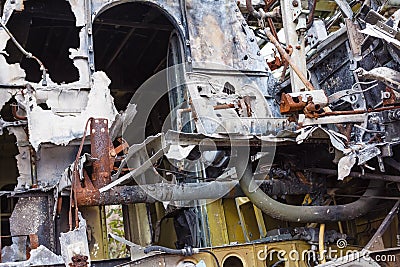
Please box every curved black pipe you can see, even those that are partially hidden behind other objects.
[239,164,385,223]
[144,245,186,255]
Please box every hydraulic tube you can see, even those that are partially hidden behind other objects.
[239,164,384,223]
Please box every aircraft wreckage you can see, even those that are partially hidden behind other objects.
[0,0,400,266]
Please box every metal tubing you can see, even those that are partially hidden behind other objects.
[263,28,315,91]
[308,168,400,183]
[77,179,312,206]
[239,165,385,223]
[320,105,400,116]
[90,118,111,189]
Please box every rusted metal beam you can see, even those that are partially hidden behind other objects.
[76,179,312,206]
[90,118,112,189]
[263,28,315,91]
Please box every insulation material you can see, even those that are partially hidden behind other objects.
[27,71,118,150]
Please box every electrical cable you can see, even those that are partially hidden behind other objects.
[144,245,221,267]
[198,249,221,267]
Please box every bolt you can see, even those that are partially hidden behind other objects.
[296,45,301,50]
[292,0,299,7]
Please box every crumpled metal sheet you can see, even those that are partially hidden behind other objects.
[0,245,63,266]
[360,23,400,48]
[165,145,196,160]
[28,245,64,266]
[357,145,381,165]
[60,213,91,267]
[338,153,357,180]
[27,72,118,150]
[1,238,26,262]
[295,126,348,151]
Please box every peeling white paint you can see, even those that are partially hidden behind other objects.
[7,127,32,189]
[67,0,86,27]
[27,72,118,150]
[0,31,27,84]
[1,0,24,23]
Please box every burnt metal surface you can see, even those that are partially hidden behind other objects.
[1,0,400,266]
[90,118,112,189]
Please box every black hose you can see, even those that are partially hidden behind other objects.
[144,245,184,255]
[199,249,221,267]
[239,164,385,223]
[144,245,221,267]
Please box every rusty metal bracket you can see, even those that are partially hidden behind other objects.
[90,118,112,189]
[280,93,306,113]
[69,255,89,267]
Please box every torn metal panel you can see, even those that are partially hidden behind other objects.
[355,66,400,89]
[2,0,400,265]
[0,245,64,267]
[8,127,32,189]
[185,0,266,72]
[68,0,86,27]
[361,23,400,47]
[60,213,91,267]
[337,153,357,181]
[27,72,117,150]
[36,145,78,188]
[9,196,53,250]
